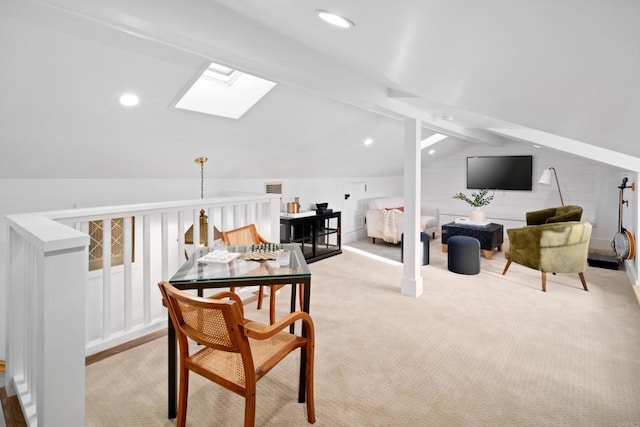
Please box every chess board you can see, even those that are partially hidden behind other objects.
[240,243,284,261]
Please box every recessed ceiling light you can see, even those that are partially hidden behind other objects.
[438,115,454,121]
[533,144,541,149]
[428,149,436,155]
[316,10,355,28]
[119,93,139,107]
[363,138,373,146]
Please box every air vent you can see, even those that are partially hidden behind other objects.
[265,182,283,198]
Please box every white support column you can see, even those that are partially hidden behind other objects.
[401,118,424,297]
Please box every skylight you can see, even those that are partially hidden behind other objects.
[421,133,448,150]
[175,62,276,119]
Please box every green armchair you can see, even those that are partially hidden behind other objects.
[525,205,582,225]
[502,221,592,292]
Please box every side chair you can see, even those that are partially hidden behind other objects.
[220,224,279,323]
[158,281,316,427]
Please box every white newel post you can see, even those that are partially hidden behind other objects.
[401,118,424,297]
[40,244,88,426]
[7,214,89,426]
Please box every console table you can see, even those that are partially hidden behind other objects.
[441,221,504,259]
[280,211,342,263]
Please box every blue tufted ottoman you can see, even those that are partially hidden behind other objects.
[447,235,481,275]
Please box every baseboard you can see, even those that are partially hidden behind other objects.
[85,329,168,366]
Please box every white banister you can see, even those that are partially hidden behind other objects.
[5,194,281,426]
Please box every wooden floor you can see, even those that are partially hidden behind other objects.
[0,387,26,427]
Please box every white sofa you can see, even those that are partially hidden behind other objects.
[365,196,439,244]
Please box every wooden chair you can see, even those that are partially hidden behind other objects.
[158,281,315,427]
[220,224,279,324]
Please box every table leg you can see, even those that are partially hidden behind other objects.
[168,318,177,419]
[289,283,297,334]
[298,279,310,403]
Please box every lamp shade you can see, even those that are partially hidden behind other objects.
[538,168,553,185]
[537,167,564,206]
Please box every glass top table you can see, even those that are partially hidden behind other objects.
[169,243,310,286]
[165,243,312,419]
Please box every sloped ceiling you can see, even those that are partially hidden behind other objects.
[1,0,639,179]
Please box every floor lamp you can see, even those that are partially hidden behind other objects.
[538,167,564,206]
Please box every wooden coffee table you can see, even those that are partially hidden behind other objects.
[441,222,504,259]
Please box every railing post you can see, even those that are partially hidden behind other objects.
[6,214,89,426]
[39,243,88,426]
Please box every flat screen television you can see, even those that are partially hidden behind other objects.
[467,155,533,191]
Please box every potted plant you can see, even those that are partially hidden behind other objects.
[452,189,494,221]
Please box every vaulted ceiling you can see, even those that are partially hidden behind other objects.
[2,0,639,179]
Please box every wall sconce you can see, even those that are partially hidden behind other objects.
[538,167,564,206]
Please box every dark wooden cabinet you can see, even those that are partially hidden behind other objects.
[279,211,341,263]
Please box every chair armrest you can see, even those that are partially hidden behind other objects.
[241,311,315,342]
[506,226,543,269]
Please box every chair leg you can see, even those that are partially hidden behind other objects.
[501,259,512,275]
[579,272,588,291]
[256,286,264,310]
[372,237,376,244]
[541,272,547,292]
[177,367,189,427]
[305,344,316,423]
[244,391,256,427]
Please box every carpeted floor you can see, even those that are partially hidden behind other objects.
[86,239,640,426]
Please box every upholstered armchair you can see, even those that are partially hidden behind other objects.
[502,221,592,292]
[525,205,583,225]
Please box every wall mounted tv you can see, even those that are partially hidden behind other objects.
[466,155,533,191]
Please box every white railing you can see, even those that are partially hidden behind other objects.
[5,194,280,426]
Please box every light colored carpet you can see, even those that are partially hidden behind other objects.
[86,239,640,426]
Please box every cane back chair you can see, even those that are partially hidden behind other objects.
[158,281,315,427]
